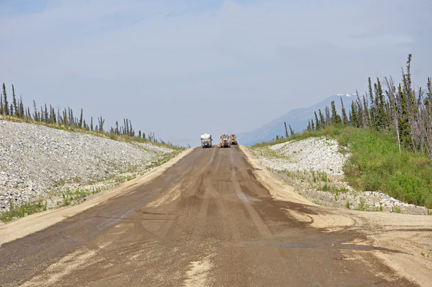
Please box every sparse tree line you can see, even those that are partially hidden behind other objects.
[284,55,432,166]
[0,84,174,145]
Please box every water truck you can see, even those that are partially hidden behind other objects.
[200,134,212,148]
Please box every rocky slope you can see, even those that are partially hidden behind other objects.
[249,137,430,215]
[0,120,174,212]
[261,137,348,175]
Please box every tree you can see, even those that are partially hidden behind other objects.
[289,125,294,136]
[361,95,369,127]
[0,91,3,115]
[385,76,401,152]
[350,102,358,127]
[425,77,432,166]
[324,107,331,126]
[330,101,341,125]
[98,116,105,131]
[63,108,67,125]
[368,77,376,127]
[340,98,348,125]
[68,107,74,125]
[124,118,129,135]
[374,78,389,130]
[33,100,38,121]
[2,83,9,115]
[403,54,422,153]
[51,106,57,123]
[314,112,320,129]
[398,84,412,149]
[404,54,413,96]
[44,104,48,123]
[79,109,84,128]
[129,119,134,136]
[319,109,325,127]
[40,106,44,122]
[12,85,18,116]
[19,96,24,118]
[284,122,289,138]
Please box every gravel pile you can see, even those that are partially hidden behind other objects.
[0,120,173,211]
[367,191,421,210]
[260,137,348,175]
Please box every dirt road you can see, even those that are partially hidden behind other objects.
[1,146,431,286]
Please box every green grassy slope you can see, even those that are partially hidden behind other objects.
[253,126,432,208]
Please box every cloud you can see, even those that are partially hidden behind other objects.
[0,0,431,146]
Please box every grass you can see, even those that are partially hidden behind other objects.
[312,200,322,206]
[357,197,367,211]
[252,146,290,160]
[345,200,350,209]
[392,205,402,213]
[339,127,432,208]
[253,125,432,209]
[0,200,47,222]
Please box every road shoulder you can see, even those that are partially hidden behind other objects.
[0,148,195,247]
[240,144,432,287]
[239,145,313,206]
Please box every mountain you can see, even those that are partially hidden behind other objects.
[237,94,356,146]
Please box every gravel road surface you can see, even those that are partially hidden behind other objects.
[0,146,431,286]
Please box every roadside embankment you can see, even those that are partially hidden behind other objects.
[0,120,178,218]
[248,136,431,215]
[0,147,194,246]
[242,143,432,287]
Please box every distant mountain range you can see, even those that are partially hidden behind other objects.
[237,94,356,146]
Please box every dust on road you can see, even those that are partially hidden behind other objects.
[0,146,431,286]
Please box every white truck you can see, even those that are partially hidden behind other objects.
[200,134,212,148]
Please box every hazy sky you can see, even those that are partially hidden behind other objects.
[1,0,431,146]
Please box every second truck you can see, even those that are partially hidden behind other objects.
[220,134,230,148]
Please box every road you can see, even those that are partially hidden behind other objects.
[0,146,431,286]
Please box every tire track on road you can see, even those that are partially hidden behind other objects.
[191,147,218,241]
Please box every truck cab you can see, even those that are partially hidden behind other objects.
[220,134,230,148]
[230,134,238,145]
[200,134,212,148]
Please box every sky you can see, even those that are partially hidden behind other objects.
[1,0,431,147]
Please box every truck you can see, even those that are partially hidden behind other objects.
[220,134,230,148]
[200,133,212,148]
[230,134,238,145]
